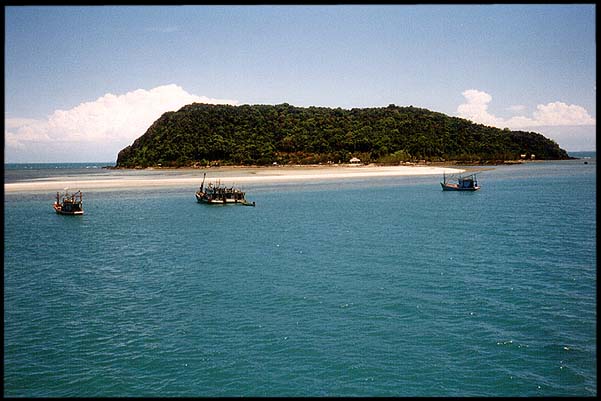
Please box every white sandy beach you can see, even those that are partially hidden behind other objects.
[5,165,465,193]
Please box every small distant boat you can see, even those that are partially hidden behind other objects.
[441,172,480,191]
[195,173,255,206]
[53,190,84,215]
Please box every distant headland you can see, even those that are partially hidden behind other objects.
[115,103,570,168]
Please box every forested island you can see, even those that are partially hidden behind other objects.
[115,103,569,168]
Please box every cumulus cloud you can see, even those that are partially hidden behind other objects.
[457,89,596,129]
[5,84,239,161]
[456,89,504,127]
[531,102,596,126]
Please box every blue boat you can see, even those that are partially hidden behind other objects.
[441,173,480,191]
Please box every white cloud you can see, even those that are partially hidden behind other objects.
[532,102,596,126]
[457,89,596,129]
[5,84,239,161]
[456,89,596,151]
[4,117,41,129]
[456,89,505,127]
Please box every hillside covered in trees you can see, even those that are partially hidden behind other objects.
[116,103,569,167]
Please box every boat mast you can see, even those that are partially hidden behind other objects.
[200,172,206,192]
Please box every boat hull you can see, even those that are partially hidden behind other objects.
[441,183,480,191]
[195,192,253,205]
[53,203,84,215]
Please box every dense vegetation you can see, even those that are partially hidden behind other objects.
[116,103,569,167]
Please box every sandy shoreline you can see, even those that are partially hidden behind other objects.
[5,165,465,193]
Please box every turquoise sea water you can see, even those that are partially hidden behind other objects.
[4,156,596,396]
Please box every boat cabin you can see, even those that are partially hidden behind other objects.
[441,173,480,191]
[458,176,477,189]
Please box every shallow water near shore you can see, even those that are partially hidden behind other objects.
[4,157,596,396]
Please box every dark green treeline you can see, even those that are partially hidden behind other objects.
[116,103,569,167]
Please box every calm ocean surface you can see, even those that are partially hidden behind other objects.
[4,154,596,396]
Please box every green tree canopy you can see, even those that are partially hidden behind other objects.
[116,103,569,168]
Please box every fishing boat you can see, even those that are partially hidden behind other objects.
[441,172,480,191]
[53,190,84,215]
[195,173,255,206]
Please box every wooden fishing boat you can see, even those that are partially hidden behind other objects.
[441,173,480,191]
[195,173,255,206]
[53,190,84,215]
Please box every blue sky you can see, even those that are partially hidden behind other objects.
[4,5,596,162]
